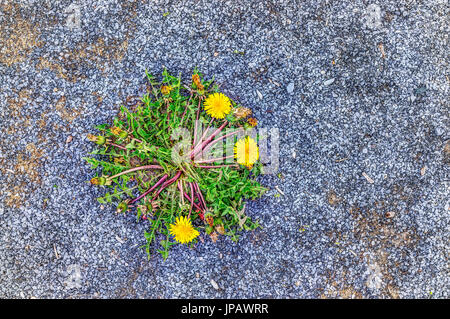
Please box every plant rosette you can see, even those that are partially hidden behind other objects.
[85,69,267,259]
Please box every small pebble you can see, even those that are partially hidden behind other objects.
[256,90,263,100]
[323,78,335,86]
[210,279,219,290]
[286,82,294,93]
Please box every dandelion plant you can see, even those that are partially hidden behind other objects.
[85,69,266,259]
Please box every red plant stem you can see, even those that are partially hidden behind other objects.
[151,171,182,201]
[201,128,243,155]
[195,164,238,169]
[108,165,163,180]
[177,180,184,205]
[129,174,168,204]
[190,121,228,158]
[166,110,171,126]
[180,93,193,126]
[165,100,173,129]
[109,142,127,150]
[194,182,207,211]
[193,118,214,150]
[195,155,234,164]
[188,182,194,218]
[183,193,203,211]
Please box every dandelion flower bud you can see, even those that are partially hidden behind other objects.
[205,225,214,235]
[247,117,258,127]
[111,126,128,139]
[116,201,128,213]
[87,134,106,145]
[87,134,97,142]
[90,176,107,185]
[203,212,214,227]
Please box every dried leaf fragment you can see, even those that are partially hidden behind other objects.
[236,204,248,228]
[210,279,219,290]
[215,224,226,235]
[420,166,427,176]
[209,231,219,243]
[385,211,395,218]
[378,43,386,59]
[327,190,341,206]
[115,235,125,244]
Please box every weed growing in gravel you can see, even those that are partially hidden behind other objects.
[85,69,266,259]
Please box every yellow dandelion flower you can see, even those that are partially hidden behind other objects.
[234,136,259,168]
[204,93,232,119]
[161,85,173,95]
[169,216,199,244]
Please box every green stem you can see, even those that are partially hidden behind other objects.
[195,164,238,169]
[194,155,234,164]
[192,98,202,148]
[180,92,193,127]
[188,182,194,218]
[108,165,163,181]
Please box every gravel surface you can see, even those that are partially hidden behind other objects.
[0,0,449,298]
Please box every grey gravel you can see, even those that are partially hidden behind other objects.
[323,78,335,86]
[0,0,449,299]
[210,279,219,291]
[286,82,295,94]
[256,89,263,100]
